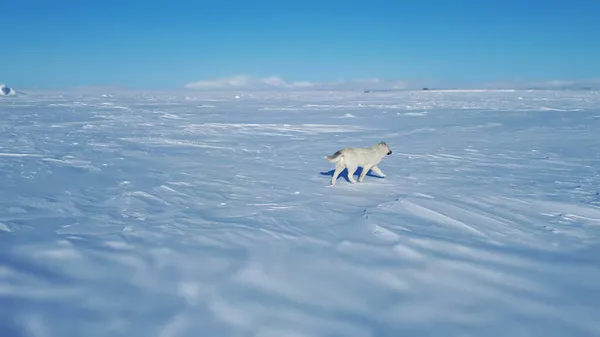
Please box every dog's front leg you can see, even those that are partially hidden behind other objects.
[358,165,373,182]
[346,165,358,183]
[371,165,386,178]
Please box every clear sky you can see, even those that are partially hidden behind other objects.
[2,0,599,90]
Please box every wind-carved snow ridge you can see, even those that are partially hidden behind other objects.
[1,90,600,337]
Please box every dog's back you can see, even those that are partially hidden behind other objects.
[326,144,387,165]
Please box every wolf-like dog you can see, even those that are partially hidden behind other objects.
[324,141,392,185]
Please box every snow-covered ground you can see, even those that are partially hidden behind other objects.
[1,90,600,337]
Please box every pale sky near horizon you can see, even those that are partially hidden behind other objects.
[2,0,599,90]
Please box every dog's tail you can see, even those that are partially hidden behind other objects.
[324,150,343,163]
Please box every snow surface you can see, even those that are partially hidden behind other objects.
[1,90,600,337]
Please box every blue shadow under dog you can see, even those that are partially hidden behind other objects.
[319,167,385,183]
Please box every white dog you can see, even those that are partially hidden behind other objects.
[324,141,392,185]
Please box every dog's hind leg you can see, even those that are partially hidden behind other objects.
[371,165,386,178]
[331,161,345,185]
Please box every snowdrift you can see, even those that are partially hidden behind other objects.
[0,84,16,96]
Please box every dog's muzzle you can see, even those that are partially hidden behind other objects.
[387,150,392,155]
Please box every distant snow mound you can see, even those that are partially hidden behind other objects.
[0,84,16,96]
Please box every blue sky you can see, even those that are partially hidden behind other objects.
[2,0,599,90]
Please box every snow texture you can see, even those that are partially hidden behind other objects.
[1,89,600,337]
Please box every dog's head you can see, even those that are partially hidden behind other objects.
[379,141,392,155]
